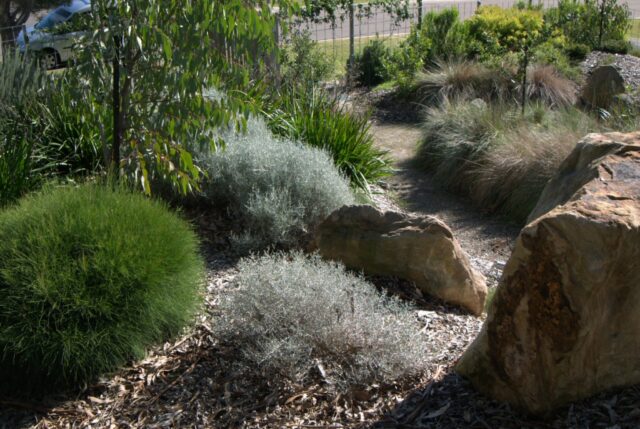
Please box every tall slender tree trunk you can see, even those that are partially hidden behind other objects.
[111,36,122,177]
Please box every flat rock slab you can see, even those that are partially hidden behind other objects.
[457,132,640,415]
[314,205,487,315]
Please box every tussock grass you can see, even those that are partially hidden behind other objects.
[524,64,578,108]
[414,61,578,108]
[417,99,639,223]
[414,61,512,105]
[214,252,429,391]
[0,184,203,394]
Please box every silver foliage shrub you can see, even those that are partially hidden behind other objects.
[215,252,430,390]
[198,117,354,250]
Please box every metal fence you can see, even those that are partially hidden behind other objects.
[285,0,640,76]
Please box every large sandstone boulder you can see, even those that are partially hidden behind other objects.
[528,132,640,222]
[457,132,640,415]
[580,65,625,109]
[314,205,487,315]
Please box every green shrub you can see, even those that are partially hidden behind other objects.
[263,87,392,191]
[280,30,335,88]
[388,8,469,87]
[0,184,203,393]
[543,0,630,49]
[198,117,354,250]
[531,41,579,80]
[352,39,391,87]
[599,39,631,54]
[420,8,469,63]
[467,6,544,58]
[565,42,591,60]
[214,252,429,390]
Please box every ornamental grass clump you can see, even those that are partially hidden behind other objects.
[0,184,203,394]
[215,252,429,390]
[199,117,354,251]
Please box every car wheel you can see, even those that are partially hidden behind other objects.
[39,50,59,70]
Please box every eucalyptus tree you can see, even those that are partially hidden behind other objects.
[72,0,291,194]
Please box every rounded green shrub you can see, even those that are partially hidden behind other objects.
[0,184,203,393]
[352,39,391,87]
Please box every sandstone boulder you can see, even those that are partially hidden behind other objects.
[457,131,640,414]
[314,205,487,315]
[580,65,625,109]
[528,132,640,222]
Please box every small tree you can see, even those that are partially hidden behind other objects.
[72,0,290,194]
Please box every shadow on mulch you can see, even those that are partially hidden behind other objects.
[372,372,640,429]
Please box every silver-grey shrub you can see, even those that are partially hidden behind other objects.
[198,117,354,250]
[215,252,430,390]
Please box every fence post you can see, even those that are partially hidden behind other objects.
[348,0,355,75]
[417,0,422,28]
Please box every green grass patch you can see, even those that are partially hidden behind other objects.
[629,19,640,39]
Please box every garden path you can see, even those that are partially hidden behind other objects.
[369,118,519,282]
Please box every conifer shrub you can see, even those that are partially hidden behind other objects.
[0,184,203,393]
[214,252,429,390]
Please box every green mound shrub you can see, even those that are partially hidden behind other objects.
[198,117,354,251]
[0,185,203,393]
[565,43,591,61]
[352,39,391,87]
[214,252,429,390]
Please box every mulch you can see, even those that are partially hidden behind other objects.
[2,90,640,428]
[3,242,640,428]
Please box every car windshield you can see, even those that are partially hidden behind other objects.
[35,8,72,30]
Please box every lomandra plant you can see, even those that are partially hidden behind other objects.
[0,184,203,393]
[263,87,392,192]
[215,252,429,390]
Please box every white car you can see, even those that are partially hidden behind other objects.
[17,0,91,69]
